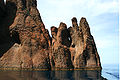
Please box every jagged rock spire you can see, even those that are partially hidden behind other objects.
[0,0,101,70]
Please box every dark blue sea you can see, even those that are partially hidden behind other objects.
[0,64,119,80]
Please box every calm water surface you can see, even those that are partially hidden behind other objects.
[0,64,119,80]
[102,64,119,80]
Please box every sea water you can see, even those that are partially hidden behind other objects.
[0,64,119,80]
[102,64,119,80]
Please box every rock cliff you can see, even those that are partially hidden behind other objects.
[0,0,101,70]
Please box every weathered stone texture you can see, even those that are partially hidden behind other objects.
[0,0,101,70]
[0,0,51,69]
[68,17,101,69]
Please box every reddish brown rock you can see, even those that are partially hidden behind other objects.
[68,17,101,69]
[0,0,101,70]
[0,0,51,69]
[50,17,101,70]
[50,23,73,69]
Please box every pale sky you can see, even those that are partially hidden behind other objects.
[37,0,119,65]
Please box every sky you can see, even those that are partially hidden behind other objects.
[37,0,119,65]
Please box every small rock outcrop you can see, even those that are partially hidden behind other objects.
[0,0,101,70]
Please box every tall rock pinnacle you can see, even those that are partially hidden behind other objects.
[0,0,51,69]
[69,17,101,68]
[0,0,101,70]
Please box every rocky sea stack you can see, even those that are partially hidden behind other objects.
[0,0,101,70]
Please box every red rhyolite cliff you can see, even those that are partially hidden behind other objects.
[0,0,101,70]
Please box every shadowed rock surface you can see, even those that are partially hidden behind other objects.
[0,0,101,70]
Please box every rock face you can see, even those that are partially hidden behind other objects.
[0,0,51,69]
[0,0,101,70]
[50,18,101,69]
[69,17,101,69]
[50,23,73,69]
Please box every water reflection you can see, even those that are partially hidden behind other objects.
[0,70,106,80]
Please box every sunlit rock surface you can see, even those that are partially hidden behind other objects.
[0,0,101,70]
